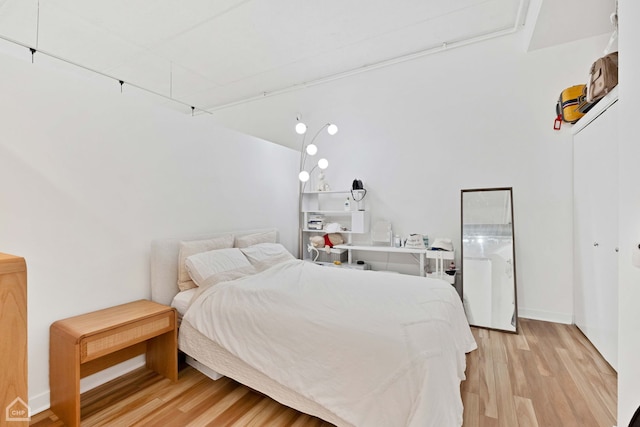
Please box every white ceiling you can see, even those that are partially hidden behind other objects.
[526,0,616,51]
[0,0,616,113]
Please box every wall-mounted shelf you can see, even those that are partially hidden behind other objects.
[572,85,618,135]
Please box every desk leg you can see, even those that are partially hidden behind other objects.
[50,327,81,427]
[420,254,425,277]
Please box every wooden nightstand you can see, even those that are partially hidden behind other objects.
[50,299,177,427]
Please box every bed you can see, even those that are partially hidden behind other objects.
[150,228,477,427]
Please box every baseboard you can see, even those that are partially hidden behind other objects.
[28,390,51,417]
[28,355,146,415]
[518,308,573,324]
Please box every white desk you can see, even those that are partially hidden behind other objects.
[333,244,454,278]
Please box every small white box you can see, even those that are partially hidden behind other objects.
[350,211,369,233]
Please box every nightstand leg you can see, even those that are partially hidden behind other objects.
[49,328,81,427]
[146,330,178,382]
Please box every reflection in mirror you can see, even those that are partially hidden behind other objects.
[461,187,517,333]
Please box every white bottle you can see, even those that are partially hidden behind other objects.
[344,197,351,211]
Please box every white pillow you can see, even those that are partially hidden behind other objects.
[177,235,234,291]
[240,243,295,264]
[234,230,277,248]
[185,248,252,288]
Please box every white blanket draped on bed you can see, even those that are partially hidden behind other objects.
[184,260,476,427]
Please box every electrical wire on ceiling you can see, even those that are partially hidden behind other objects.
[0,0,210,116]
[35,0,40,49]
[1,28,210,116]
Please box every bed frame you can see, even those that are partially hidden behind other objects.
[149,228,352,427]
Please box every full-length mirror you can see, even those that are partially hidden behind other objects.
[461,187,517,333]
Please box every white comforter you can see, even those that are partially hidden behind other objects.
[184,260,476,427]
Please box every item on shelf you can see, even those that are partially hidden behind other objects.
[431,237,454,251]
[405,234,426,249]
[317,248,347,264]
[350,179,367,211]
[576,85,597,114]
[371,220,392,245]
[323,233,344,250]
[307,243,320,262]
[309,233,345,255]
[586,51,618,103]
[554,84,587,130]
[325,222,343,233]
[446,261,456,276]
[317,171,328,191]
[394,235,401,248]
[307,214,324,230]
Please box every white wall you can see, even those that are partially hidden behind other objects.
[0,49,299,413]
[617,0,640,424]
[210,31,611,324]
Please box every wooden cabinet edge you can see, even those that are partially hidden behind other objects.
[0,253,28,426]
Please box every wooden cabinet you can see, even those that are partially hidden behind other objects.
[0,253,28,426]
[50,300,178,427]
[573,89,619,370]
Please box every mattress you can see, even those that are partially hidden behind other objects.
[178,318,353,427]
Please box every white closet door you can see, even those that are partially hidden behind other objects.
[573,101,619,370]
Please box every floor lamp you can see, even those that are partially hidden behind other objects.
[297,121,338,258]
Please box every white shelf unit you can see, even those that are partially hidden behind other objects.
[301,190,370,237]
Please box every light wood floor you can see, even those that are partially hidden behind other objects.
[461,318,616,427]
[31,318,616,427]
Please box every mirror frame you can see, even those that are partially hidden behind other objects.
[460,187,518,333]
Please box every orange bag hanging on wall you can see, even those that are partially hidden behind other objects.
[553,84,586,130]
